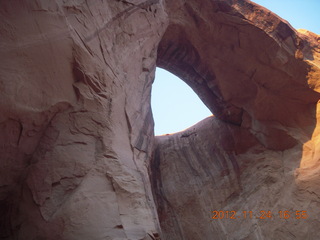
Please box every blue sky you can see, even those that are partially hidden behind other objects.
[151,0,320,135]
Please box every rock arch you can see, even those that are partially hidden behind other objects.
[0,0,319,239]
[157,0,319,149]
[152,1,320,239]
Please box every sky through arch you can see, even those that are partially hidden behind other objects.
[151,68,212,135]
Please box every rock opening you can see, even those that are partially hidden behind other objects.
[151,67,211,135]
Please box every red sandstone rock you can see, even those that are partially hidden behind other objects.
[0,0,319,239]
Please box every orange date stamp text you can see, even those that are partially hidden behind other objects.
[211,210,308,220]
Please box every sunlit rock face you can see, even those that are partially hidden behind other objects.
[0,0,320,239]
[153,1,320,239]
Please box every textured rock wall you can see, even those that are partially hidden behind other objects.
[152,0,320,239]
[1,0,167,239]
[1,0,320,239]
[152,117,320,239]
[157,0,320,150]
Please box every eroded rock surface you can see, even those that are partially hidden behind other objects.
[0,0,320,239]
[1,0,166,239]
[152,116,320,239]
[152,1,320,239]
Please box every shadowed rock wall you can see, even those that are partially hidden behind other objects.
[0,0,320,239]
[0,0,167,239]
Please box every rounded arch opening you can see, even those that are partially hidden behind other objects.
[151,67,212,136]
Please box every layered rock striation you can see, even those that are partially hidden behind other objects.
[0,0,320,239]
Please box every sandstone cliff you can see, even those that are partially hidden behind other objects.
[0,0,319,239]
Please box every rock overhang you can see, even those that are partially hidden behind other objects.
[155,0,320,150]
[0,0,320,239]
